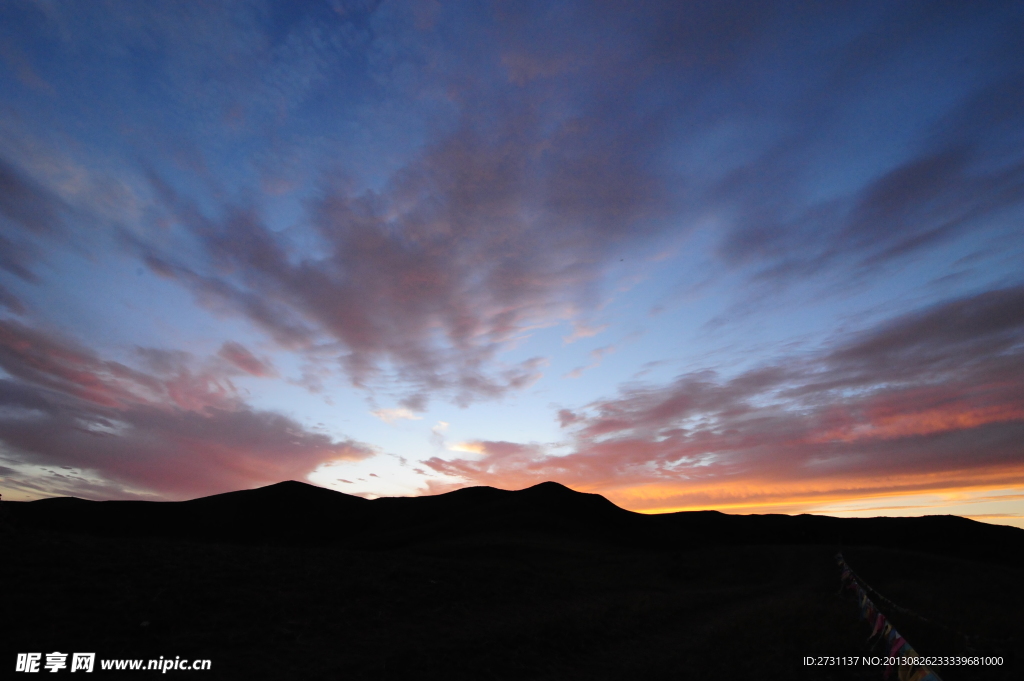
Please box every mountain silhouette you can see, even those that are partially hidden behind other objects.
[8,480,1024,565]
[8,481,1024,680]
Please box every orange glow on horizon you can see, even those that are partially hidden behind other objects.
[588,466,1024,520]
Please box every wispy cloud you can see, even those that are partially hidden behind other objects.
[0,320,373,499]
[563,322,608,345]
[371,407,423,424]
[563,344,615,379]
[1,1,1022,512]
[433,286,1024,507]
[217,341,278,378]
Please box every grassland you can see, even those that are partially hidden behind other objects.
[5,526,1020,679]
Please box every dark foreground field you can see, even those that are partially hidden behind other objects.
[4,484,1023,680]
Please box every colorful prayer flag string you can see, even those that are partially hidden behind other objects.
[836,554,943,681]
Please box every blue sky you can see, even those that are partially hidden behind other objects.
[1,1,1023,527]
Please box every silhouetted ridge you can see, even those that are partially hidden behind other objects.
[517,481,622,509]
[522,481,574,494]
[185,479,369,509]
[29,496,94,505]
[8,481,1024,565]
[357,481,638,548]
[8,481,371,545]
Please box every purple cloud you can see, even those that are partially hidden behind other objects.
[217,341,278,378]
[0,320,372,499]
[432,286,1024,506]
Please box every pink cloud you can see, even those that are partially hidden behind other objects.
[132,39,678,409]
[0,320,373,499]
[428,287,1024,508]
[217,341,278,377]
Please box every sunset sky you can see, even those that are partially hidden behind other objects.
[1,1,1022,527]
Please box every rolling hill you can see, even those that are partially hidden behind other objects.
[8,480,1023,565]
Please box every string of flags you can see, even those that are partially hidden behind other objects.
[836,553,943,681]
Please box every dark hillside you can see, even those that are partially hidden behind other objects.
[9,481,1024,567]
[4,529,1021,680]
[647,510,1024,566]
[365,481,642,547]
[4,481,1023,679]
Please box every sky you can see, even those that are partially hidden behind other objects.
[1,1,1022,527]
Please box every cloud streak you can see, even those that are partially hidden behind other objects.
[1,1,1023,515]
[429,286,1024,508]
[114,1,1024,414]
[0,320,372,499]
